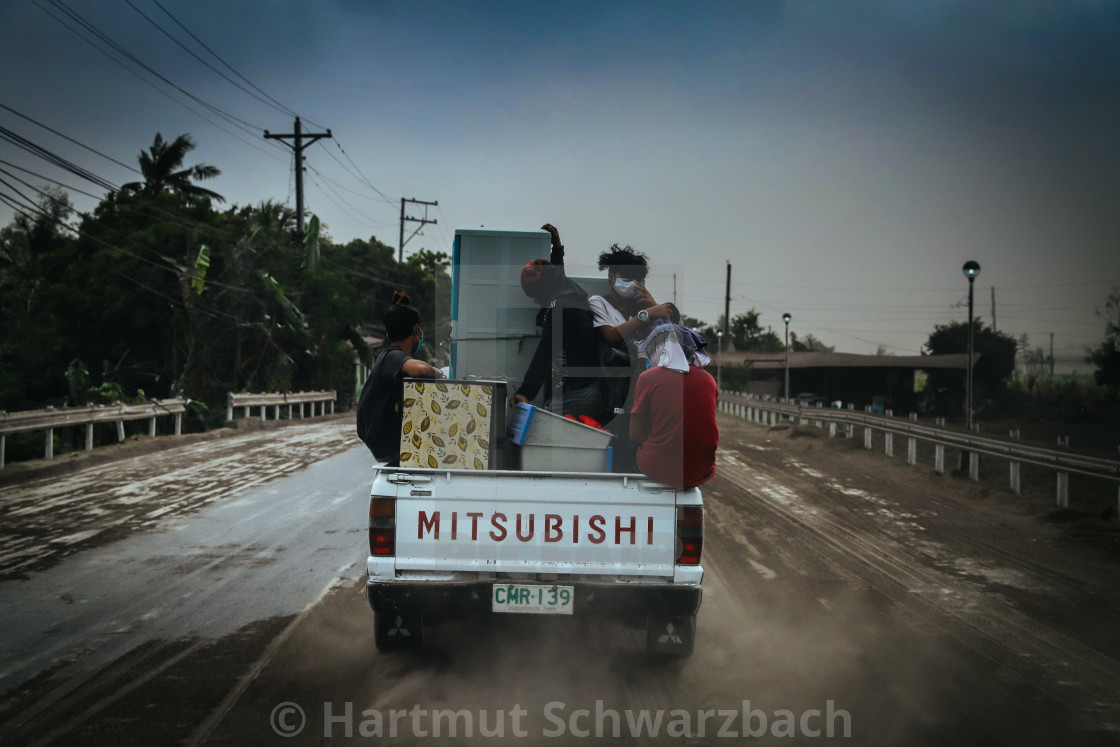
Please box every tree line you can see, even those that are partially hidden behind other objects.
[0,133,450,440]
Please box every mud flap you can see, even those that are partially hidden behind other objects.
[374,610,423,653]
[645,614,696,656]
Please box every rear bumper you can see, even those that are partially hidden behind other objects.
[367,577,702,624]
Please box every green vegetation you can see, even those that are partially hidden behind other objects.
[923,319,1018,398]
[1086,287,1120,397]
[0,132,449,434]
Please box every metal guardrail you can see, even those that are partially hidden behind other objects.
[719,391,1120,512]
[226,390,336,423]
[0,399,187,468]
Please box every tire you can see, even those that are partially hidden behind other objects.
[645,614,696,657]
[374,610,423,653]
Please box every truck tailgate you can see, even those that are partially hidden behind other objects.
[381,469,687,578]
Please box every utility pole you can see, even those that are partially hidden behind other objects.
[399,198,438,262]
[723,261,731,337]
[991,286,997,330]
[1050,332,1055,377]
[264,117,332,253]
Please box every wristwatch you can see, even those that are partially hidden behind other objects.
[636,309,649,323]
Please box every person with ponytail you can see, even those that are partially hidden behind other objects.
[357,290,444,465]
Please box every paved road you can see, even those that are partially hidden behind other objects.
[0,421,370,698]
[2,415,1119,745]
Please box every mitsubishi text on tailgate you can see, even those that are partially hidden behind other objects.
[366,467,703,655]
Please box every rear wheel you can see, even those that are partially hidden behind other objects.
[374,610,423,653]
[645,614,696,657]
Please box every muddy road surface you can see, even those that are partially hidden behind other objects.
[1,415,1118,745]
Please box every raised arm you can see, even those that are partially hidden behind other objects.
[542,223,564,266]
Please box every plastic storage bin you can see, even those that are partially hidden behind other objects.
[520,444,613,473]
[508,403,614,448]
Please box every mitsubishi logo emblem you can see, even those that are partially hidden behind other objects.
[658,622,682,645]
[388,615,411,638]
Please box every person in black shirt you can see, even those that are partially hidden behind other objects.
[511,224,610,424]
[357,291,444,464]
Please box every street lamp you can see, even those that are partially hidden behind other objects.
[782,313,791,403]
[962,261,981,431]
[716,329,723,395]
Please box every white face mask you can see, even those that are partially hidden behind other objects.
[613,278,639,298]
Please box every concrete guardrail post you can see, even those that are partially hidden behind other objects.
[1057,472,1069,508]
[1009,429,1021,495]
[935,444,945,475]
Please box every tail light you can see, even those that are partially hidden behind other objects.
[369,498,396,556]
[676,505,703,565]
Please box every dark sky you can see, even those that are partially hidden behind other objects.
[2,0,1117,361]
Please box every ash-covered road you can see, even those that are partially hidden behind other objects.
[1,415,1119,746]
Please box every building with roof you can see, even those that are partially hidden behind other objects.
[708,351,975,414]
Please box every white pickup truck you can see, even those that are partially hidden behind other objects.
[364,225,704,655]
[365,466,704,655]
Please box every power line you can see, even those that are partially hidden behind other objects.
[42,0,265,135]
[147,0,327,130]
[0,103,141,174]
[327,138,398,206]
[0,160,105,201]
[0,125,119,192]
[32,0,290,163]
[305,169,390,233]
[24,2,424,249]
[0,114,388,262]
[0,169,252,296]
[123,0,296,119]
[303,162,398,222]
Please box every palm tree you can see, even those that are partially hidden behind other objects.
[120,133,224,202]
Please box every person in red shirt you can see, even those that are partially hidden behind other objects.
[629,323,718,488]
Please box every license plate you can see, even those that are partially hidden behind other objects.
[492,584,574,615]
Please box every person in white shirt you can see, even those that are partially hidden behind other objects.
[587,244,679,471]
